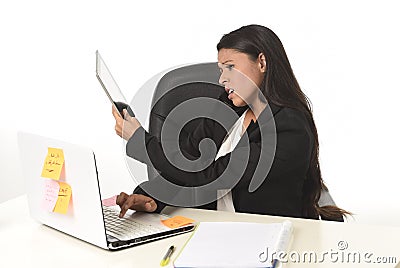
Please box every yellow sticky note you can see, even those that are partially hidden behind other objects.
[53,182,72,214]
[161,216,195,229]
[41,147,65,180]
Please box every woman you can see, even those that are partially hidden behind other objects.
[113,25,348,221]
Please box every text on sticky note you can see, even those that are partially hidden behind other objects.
[41,147,65,180]
[161,216,195,229]
[53,182,72,214]
[42,179,60,212]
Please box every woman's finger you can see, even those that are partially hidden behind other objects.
[119,195,136,218]
[132,195,157,212]
[114,123,122,137]
[112,105,122,119]
[116,192,128,207]
[118,194,157,217]
[123,109,134,121]
[144,199,157,212]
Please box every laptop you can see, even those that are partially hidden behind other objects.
[18,131,195,250]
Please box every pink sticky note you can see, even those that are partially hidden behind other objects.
[102,195,117,207]
[42,179,60,212]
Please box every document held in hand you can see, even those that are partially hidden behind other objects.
[174,221,293,268]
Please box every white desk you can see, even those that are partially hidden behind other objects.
[1,195,399,267]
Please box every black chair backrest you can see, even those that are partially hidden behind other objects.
[146,63,224,181]
[148,63,224,141]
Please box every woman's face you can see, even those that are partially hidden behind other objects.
[218,48,266,107]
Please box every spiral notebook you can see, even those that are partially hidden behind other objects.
[174,221,293,268]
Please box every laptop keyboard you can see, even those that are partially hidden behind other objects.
[103,206,166,241]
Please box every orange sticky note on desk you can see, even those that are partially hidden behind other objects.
[53,182,72,214]
[161,216,195,229]
[41,147,65,180]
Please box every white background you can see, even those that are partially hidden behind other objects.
[1,0,399,226]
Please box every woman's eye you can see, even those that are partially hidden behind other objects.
[218,64,234,74]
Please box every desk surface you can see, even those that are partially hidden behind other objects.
[1,195,399,268]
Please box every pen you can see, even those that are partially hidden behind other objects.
[160,245,175,266]
[271,221,293,268]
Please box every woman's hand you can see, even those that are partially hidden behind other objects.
[116,192,158,217]
[112,106,141,140]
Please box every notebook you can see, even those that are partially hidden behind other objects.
[18,131,195,251]
[174,221,293,268]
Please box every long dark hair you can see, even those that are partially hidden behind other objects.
[217,24,348,220]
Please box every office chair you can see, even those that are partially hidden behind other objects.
[147,63,339,217]
[148,62,224,143]
[318,187,337,207]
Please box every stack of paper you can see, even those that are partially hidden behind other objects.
[174,221,292,268]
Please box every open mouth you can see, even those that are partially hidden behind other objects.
[226,87,235,100]
[225,87,235,94]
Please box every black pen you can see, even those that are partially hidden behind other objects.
[160,245,175,266]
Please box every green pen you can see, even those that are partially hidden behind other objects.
[160,245,175,266]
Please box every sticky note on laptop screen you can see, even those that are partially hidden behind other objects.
[102,195,117,207]
[53,182,72,214]
[41,147,65,180]
[42,179,60,212]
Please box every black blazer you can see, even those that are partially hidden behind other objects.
[127,100,315,219]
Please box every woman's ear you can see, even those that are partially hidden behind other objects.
[258,53,267,73]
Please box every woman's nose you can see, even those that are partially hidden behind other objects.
[219,71,228,85]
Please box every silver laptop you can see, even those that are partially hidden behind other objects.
[18,131,195,250]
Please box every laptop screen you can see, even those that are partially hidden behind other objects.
[18,132,195,251]
[18,131,110,249]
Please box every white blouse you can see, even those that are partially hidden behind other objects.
[214,109,248,212]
